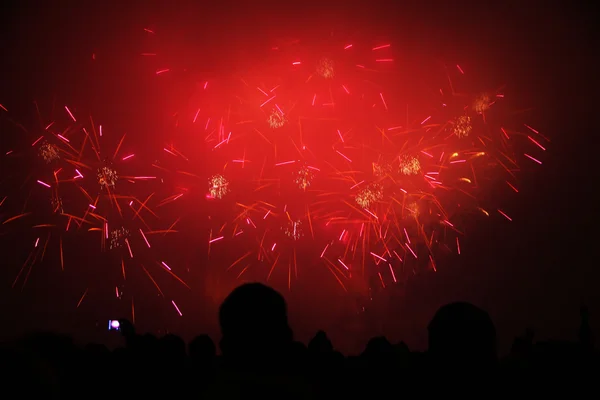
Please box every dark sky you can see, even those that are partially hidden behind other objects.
[0,1,598,353]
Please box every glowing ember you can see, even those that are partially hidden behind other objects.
[372,162,391,177]
[399,155,421,176]
[453,115,472,138]
[316,57,335,79]
[406,202,419,218]
[110,227,130,250]
[51,195,63,213]
[267,109,286,129]
[2,36,548,306]
[472,93,491,113]
[284,220,303,240]
[208,174,229,199]
[295,166,314,190]
[98,166,118,189]
[355,184,383,209]
[38,142,60,163]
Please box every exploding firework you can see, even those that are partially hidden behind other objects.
[38,142,61,163]
[50,193,64,214]
[109,226,130,249]
[452,115,472,138]
[399,155,421,176]
[0,103,93,280]
[1,103,188,316]
[267,109,287,129]
[372,162,392,177]
[295,166,314,190]
[472,93,491,114]
[206,200,313,289]
[284,220,303,240]
[316,57,335,79]
[208,174,229,199]
[139,31,547,296]
[355,184,383,209]
[98,165,118,189]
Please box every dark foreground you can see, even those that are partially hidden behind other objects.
[2,283,597,396]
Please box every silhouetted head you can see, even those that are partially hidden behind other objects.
[395,341,409,353]
[219,283,292,360]
[84,343,110,357]
[428,302,496,367]
[308,330,333,353]
[20,332,76,365]
[189,334,216,361]
[158,334,186,360]
[363,336,394,360]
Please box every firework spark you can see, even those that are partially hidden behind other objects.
[267,109,287,129]
[372,162,392,177]
[452,115,472,138]
[109,227,130,250]
[355,184,383,209]
[472,93,491,114]
[295,166,314,190]
[208,174,229,199]
[153,36,546,297]
[2,102,186,318]
[316,57,335,79]
[98,165,118,189]
[82,31,548,300]
[38,142,61,163]
[284,220,303,240]
[399,155,421,176]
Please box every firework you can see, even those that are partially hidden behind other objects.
[0,103,90,279]
[50,193,64,213]
[38,142,61,163]
[230,41,544,293]
[472,93,491,114]
[286,38,394,111]
[138,32,547,297]
[284,220,303,240]
[1,103,187,317]
[355,184,383,209]
[372,162,392,177]
[109,226,130,249]
[452,115,472,138]
[208,174,229,199]
[294,166,314,190]
[267,108,287,129]
[98,165,119,189]
[316,57,335,79]
[399,155,421,176]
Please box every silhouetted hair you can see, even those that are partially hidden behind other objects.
[428,302,497,366]
[219,283,292,358]
[308,330,333,353]
[189,334,216,361]
[158,334,186,359]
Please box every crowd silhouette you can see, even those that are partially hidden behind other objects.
[1,282,597,396]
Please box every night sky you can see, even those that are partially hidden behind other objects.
[0,1,597,353]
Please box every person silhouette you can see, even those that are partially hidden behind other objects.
[308,330,333,354]
[188,335,216,387]
[218,282,293,367]
[579,305,594,351]
[428,302,497,369]
[207,283,310,400]
[158,334,187,362]
[189,334,216,363]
